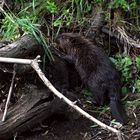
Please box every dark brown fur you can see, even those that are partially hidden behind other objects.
[57,33,127,124]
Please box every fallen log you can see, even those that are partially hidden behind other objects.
[0,84,74,140]
[0,34,40,57]
[0,34,41,74]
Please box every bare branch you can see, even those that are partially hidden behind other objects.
[2,64,16,121]
[0,57,40,64]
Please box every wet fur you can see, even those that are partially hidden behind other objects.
[57,33,127,124]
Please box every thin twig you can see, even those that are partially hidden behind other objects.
[2,64,17,122]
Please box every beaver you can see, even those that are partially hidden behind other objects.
[56,33,127,124]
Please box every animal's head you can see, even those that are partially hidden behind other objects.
[56,33,82,51]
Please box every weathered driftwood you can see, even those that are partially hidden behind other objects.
[0,85,72,140]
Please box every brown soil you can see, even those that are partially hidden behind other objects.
[17,94,140,140]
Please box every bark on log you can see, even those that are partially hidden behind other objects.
[85,6,104,39]
[0,34,41,73]
[0,85,75,140]
[0,34,40,57]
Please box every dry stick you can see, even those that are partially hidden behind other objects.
[30,56,123,140]
[2,64,16,122]
[0,56,123,140]
[0,57,36,122]
[0,57,35,64]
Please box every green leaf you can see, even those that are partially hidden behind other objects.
[46,1,58,14]
[53,19,62,27]
[124,57,132,67]
[122,86,128,94]
[90,124,98,128]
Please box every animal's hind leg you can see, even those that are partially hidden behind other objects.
[87,79,108,106]
[90,88,106,106]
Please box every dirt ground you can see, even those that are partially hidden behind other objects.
[16,93,140,140]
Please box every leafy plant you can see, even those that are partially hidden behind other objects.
[46,0,58,14]
[0,3,53,60]
[110,54,133,93]
[111,54,140,93]
[1,0,92,48]
[53,0,92,28]
[109,0,130,11]
[111,54,132,82]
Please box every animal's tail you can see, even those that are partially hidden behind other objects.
[110,99,127,124]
